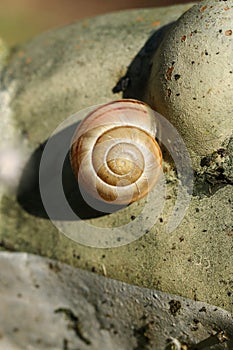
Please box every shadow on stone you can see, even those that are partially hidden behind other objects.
[17,122,124,220]
[113,22,233,198]
[113,22,174,99]
[16,22,180,221]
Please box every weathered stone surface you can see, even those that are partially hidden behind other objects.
[0,252,233,350]
[144,0,233,164]
[0,3,232,314]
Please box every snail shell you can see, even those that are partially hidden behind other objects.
[70,99,162,205]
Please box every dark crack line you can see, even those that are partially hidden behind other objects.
[55,307,91,346]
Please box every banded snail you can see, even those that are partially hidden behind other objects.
[70,99,162,205]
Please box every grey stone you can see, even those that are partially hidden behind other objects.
[0,252,233,350]
[144,0,233,166]
[0,3,232,315]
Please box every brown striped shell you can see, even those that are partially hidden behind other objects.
[70,99,162,205]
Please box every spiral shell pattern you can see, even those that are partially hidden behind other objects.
[70,99,162,204]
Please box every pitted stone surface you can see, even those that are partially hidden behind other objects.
[0,252,233,350]
[0,3,232,313]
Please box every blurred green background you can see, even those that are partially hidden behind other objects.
[0,0,192,46]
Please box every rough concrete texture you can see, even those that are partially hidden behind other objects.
[0,252,233,350]
[0,2,232,315]
[144,0,233,164]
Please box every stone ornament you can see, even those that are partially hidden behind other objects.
[145,0,233,162]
